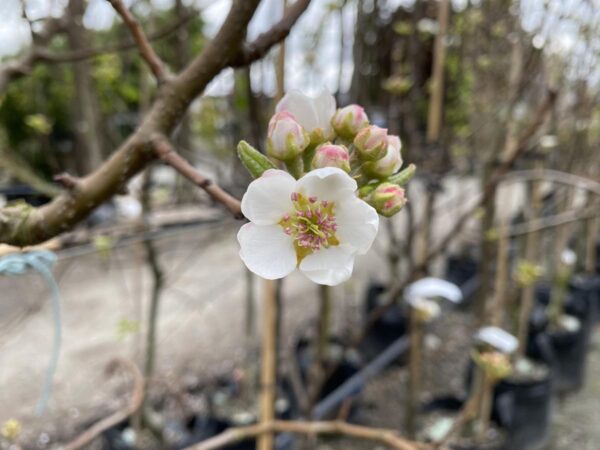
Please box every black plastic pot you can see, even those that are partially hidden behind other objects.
[529,326,587,394]
[445,255,480,305]
[532,283,592,393]
[569,274,600,325]
[360,282,407,362]
[463,358,552,450]
[492,372,553,450]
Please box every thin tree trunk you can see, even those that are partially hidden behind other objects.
[66,0,106,175]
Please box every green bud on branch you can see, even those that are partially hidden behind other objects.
[237,140,277,179]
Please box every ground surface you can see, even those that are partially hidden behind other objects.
[1,178,598,449]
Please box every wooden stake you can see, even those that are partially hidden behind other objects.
[317,284,332,364]
[489,218,510,326]
[258,279,278,450]
[417,0,450,273]
[405,310,424,439]
[516,161,542,358]
[584,194,598,274]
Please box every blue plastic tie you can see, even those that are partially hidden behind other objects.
[0,250,62,414]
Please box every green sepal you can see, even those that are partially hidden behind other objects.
[387,163,416,186]
[237,140,277,179]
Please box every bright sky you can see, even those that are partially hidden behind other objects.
[0,0,597,94]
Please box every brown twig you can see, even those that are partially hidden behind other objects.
[62,358,144,450]
[153,137,243,219]
[187,420,427,450]
[107,0,168,82]
[53,173,81,191]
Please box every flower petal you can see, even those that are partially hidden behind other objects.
[313,90,336,136]
[276,90,319,132]
[335,197,379,254]
[238,223,297,280]
[299,245,355,286]
[296,167,357,203]
[241,169,296,225]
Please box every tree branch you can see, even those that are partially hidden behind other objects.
[0,0,311,246]
[230,0,312,67]
[153,137,243,218]
[107,0,169,82]
[186,420,428,450]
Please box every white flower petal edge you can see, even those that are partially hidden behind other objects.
[238,223,297,280]
[296,167,357,203]
[241,169,296,225]
[299,246,355,286]
[335,197,379,255]
[313,89,336,137]
[276,90,319,132]
[276,90,336,136]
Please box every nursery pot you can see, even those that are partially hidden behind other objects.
[532,284,592,393]
[360,282,407,362]
[463,359,552,450]
[569,274,600,325]
[492,370,553,450]
[529,324,587,393]
[445,255,479,305]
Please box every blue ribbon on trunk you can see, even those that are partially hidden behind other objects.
[0,250,62,414]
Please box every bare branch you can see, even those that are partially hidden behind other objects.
[62,358,144,450]
[107,0,169,82]
[231,0,312,67]
[53,173,82,191]
[187,420,428,450]
[153,137,243,219]
[0,1,273,246]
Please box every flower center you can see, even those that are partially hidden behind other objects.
[280,191,339,262]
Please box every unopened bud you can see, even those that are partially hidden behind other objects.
[362,135,403,179]
[353,125,388,161]
[312,144,351,172]
[407,297,441,323]
[331,104,369,140]
[473,351,512,381]
[367,183,407,217]
[266,111,310,160]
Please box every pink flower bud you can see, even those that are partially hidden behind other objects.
[353,125,388,161]
[368,183,407,217]
[331,104,369,139]
[362,135,403,178]
[266,111,310,160]
[311,143,351,172]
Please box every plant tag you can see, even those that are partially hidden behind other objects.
[474,326,518,354]
[404,277,463,304]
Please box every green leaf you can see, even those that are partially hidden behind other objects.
[237,140,276,178]
[387,164,416,186]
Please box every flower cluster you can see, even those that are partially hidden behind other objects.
[236,91,415,285]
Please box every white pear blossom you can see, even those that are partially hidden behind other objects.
[238,167,379,286]
[276,90,336,143]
